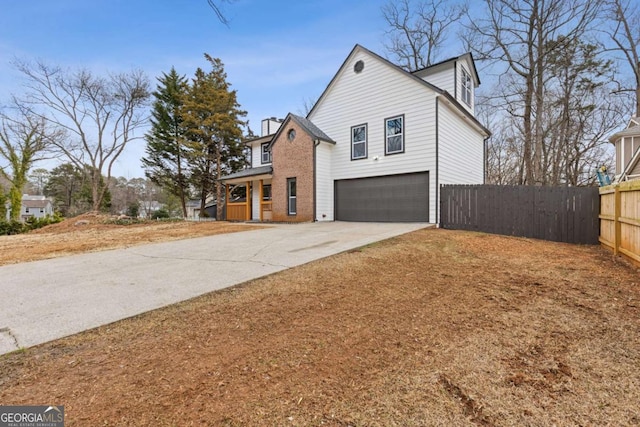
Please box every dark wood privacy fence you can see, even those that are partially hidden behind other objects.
[440,185,600,244]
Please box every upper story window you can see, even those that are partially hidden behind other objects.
[351,123,367,160]
[261,142,271,164]
[385,115,404,155]
[461,68,473,106]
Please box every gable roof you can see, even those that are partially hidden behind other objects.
[608,117,640,180]
[609,117,640,143]
[22,199,52,209]
[220,165,273,181]
[411,52,481,86]
[243,134,274,146]
[622,147,640,178]
[267,113,335,150]
[307,44,490,137]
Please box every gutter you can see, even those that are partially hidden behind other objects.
[483,136,490,184]
[313,139,320,222]
[435,96,439,225]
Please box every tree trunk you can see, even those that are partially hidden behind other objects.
[636,60,640,117]
[216,141,223,221]
[177,138,187,218]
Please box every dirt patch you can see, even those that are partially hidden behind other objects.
[0,214,261,266]
[0,229,639,426]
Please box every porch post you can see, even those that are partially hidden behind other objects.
[246,180,251,221]
[259,179,264,222]
[225,183,230,221]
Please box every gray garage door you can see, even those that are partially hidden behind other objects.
[335,172,429,222]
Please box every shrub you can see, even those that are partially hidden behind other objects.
[24,213,63,231]
[0,214,63,236]
[0,220,26,235]
[126,202,140,218]
[151,209,170,220]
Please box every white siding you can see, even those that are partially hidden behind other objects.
[310,48,439,222]
[438,98,485,188]
[251,183,260,220]
[422,65,455,94]
[315,142,333,221]
[249,178,272,221]
[250,141,261,167]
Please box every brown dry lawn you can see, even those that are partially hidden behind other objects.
[0,214,260,266]
[0,223,639,426]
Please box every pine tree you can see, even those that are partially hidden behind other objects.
[182,54,247,219]
[142,68,190,218]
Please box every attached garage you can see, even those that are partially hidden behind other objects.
[334,172,429,222]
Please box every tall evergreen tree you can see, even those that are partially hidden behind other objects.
[182,54,246,219]
[142,68,190,217]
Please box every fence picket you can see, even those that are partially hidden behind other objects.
[440,185,600,244]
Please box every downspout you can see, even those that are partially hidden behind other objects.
[435,96,439,226]
[313,139,320,222]
[483,136,490,184]
[453,62,458,100]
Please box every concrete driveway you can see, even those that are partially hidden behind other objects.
[0,221,427,354]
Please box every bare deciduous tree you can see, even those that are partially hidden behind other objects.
[465,0,601,185]
[605,0,640,116]
[0,103,61,219]
[14,60,150,211]
[207,0,234,26]
[381,0,467,71]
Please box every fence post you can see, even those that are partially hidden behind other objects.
[614,185,621,256]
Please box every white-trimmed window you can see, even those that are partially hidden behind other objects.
[385,115,404,155]
[461,68,473,106]
[261,142,271,164]
[351,123,367,160]
[287,178,296,215]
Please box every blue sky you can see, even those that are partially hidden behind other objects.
[1,0,422,178]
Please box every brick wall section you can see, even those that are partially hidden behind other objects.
[271,120,315,222]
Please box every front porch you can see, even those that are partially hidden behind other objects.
[220,166,273,222]
[225,179,273,221]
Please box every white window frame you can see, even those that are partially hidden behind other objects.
[461,68,473,106]
[261,142,271,164]
[385,115,404,155]
[287,178,296,215]
[351,123,368,160]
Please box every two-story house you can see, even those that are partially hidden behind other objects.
[4,195,54,222]
[220,44,490,223]
[609,116,640,182]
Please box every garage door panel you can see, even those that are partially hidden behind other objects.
[335,172,429,222]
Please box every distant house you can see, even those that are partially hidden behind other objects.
[185,199,201,219]
[220,44,490,223]
[610,116,640,182]
[138,200,163,219]
[5,195,54,222]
